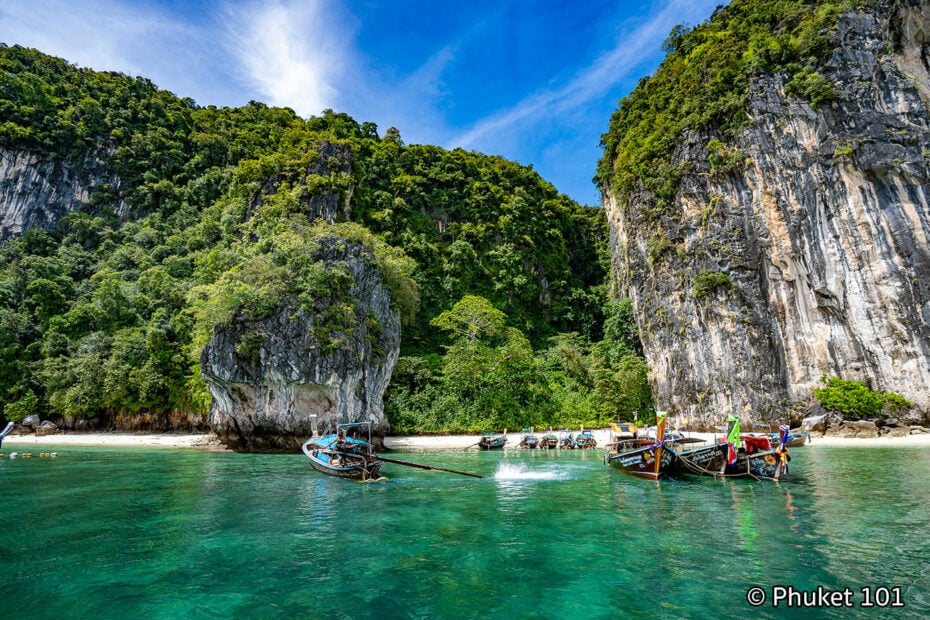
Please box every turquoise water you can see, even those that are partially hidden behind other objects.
[1,445,928,619]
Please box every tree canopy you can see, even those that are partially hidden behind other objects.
[0,44,647,432]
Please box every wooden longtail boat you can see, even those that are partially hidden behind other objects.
[476,430,508,450]
[672,421,791,480]
[538,430,559,450]
[573,429,597,450]
[303,419,484,480]
[558,430,575,450]
[606,412,675,480]
[302,422,384,481]
[768,430,810,447]
[519,428,539,449]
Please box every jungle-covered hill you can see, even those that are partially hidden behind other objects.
[0,44,649,434]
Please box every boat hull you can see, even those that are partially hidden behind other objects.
[302,439,383,480]
[538,436,558,450]
[606,444,676,480]
[673,443,784,479]
[477,438,506,450]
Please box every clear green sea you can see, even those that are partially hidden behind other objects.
[1,444,928,619]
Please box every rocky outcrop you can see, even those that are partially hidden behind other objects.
[247,140,354,223]
[604,2,930,424]
[0,147,125,239]
[200,236,400,452]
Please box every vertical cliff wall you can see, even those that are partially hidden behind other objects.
[0,148,125,239]
[604,2,930,422]
[200,237,401,452]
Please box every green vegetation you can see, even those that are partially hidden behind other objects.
[385,296,654,433]
[691,270,732,298]
[833,141,854,158]
[596,0,861,216]
[0,45,647,431]
[814,375,913,418]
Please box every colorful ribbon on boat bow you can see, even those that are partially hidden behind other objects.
[648,438,673,451]
[775,424,790,478]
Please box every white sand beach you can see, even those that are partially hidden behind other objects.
[2,433,226,449]
[4,428,929,450]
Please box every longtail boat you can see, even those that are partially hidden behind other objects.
[476,429,508,450]
[573,428,597,450]
[303,422,384,481]
[519,427,539,449]
[768,429,810,447]
[558,430,575,450]
[538,429,559,450]
[606,412,675,480]
[672,418,791,480]
[303,418,484,480]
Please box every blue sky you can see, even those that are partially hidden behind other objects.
[2,0,723,206]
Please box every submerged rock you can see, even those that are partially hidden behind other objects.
[200,236,400,452]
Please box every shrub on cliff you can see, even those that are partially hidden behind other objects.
[814,375,913,418]
[691,270,731,299]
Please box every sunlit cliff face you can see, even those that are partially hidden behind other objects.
[604,3,930,423]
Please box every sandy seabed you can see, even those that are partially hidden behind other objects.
[3,429,930,450]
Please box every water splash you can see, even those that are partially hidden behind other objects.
[493,462,566,481]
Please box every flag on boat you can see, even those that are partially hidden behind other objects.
[726,414,741,465]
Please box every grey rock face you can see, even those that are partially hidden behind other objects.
[200,237,400,452]
[604,3,930,424]
[0,148,125,239]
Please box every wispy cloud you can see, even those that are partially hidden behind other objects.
[221,0,355,117]
[451,0,708,149]
[1,0,198,80]
[0,0,251,107]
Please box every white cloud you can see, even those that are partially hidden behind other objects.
[1,0,190,76]
[221,0,355,117]
[0,0,250,107]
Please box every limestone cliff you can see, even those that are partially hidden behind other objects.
[603,1,930,423]
[200,236,400,452]
[0,147,125,239]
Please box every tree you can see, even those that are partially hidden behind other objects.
[430,295,507,343]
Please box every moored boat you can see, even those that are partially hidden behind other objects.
[477,429,508,450]
[302,422,384,481]
[303,418,484,480]
[672,418,791,480]
[768,429,809,447]
[538,429,559,450]
[573,428,597,450]
[519,428,539,449]
[606,412,675,480]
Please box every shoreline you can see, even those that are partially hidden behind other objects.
[3,429,930,450]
